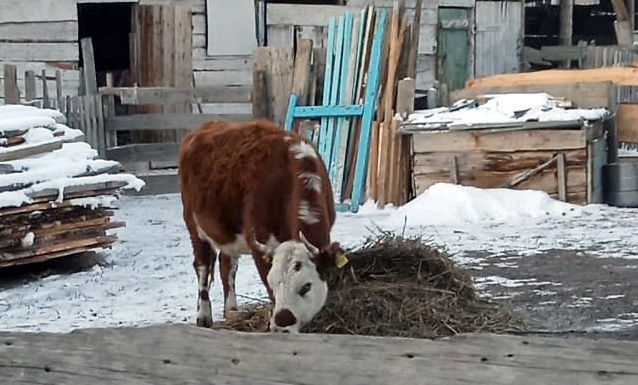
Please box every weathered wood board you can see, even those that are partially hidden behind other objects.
[408,126,602,204]
[412,128,587,153]
[1,325,637,385]
[616,104,638,143]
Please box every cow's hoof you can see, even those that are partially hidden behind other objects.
[196,316,213,328]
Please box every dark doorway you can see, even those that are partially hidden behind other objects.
[78,2,135,87]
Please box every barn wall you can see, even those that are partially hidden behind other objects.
[0,0,252,115]
[0,0,80,102]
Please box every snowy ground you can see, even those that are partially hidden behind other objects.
[1,183,638,335]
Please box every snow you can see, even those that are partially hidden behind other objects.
[404,93,609,129]
[0,105,144,208]
[1,184,637,334]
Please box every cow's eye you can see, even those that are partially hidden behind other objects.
[299,283,312,296]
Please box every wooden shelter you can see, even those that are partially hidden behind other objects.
[401,82,615,205]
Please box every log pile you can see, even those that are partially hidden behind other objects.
[0,105,144,268]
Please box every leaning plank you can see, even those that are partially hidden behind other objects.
[411,129,587,153]
[105,113,251,132]
[0,139,63,162]
[1,325,638,384]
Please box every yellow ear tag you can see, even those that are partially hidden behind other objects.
[336,252,349,269]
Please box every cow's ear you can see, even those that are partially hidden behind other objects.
[312,243,348,280]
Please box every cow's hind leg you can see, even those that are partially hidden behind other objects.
[219,253,240,318]
[192,237,217,327]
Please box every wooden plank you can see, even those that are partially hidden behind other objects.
[318,18,337,159]
[24,70,36,101]
[80,37,98,95]
[392,78,415,204]
[331,12,358,202]
[351,9,388,211]
[414,166,587,197]
[412,129,587,154]
[467,66,638,89]
[291,39,313,106]
[0,0,77,23]
[266,3,360,26]
[324,15,346,166]
[268,47,294,127]
[0,20,77,42]
[0,140,63,162]
[106,143,180,165]
[557,152,567,201]
[99,86,253,105]
[2,325,638,384]
[1,235,117,262]
[0,42,78,61]
[451,82,614,109]
[94,94,106,158]
[616,104,638,143]
[252,48,271,121]
[3,64,20,104]
[407,0,423,78]
[413,149,587,174]
[105,113,251,132]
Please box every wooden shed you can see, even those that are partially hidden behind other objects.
[402,82,615,205]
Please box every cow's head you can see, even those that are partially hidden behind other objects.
[251,231,346,333]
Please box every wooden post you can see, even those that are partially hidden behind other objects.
[41,69,50,108]
[80,37,98,95]
[24,70,37,102]
[56,70,63,111]
[559,0,573,68]
[95,94,106,158]
[610,0,633,45]
[557,152,567,201]
[406,0,422,79]
[3,64,20,104]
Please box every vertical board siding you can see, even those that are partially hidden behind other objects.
[474,1,522,78]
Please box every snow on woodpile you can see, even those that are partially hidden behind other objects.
[401,93,610,130]
[0,105,144,268]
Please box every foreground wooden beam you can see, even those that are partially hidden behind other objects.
[1,325,637,384]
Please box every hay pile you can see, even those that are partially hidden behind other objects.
[216,233,521,339]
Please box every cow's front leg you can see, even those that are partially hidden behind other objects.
[219,253,240,318]
[192,238,217,327]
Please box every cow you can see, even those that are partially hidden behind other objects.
[177,119,347,333]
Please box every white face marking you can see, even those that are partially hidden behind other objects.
[298,200,320,225]
[289,141,318,160]
[266,241,328,333]
[298,172,322,192]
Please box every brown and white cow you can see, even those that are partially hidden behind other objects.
[178,119,345,333]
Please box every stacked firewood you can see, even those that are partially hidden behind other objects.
[0,105,144,268]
